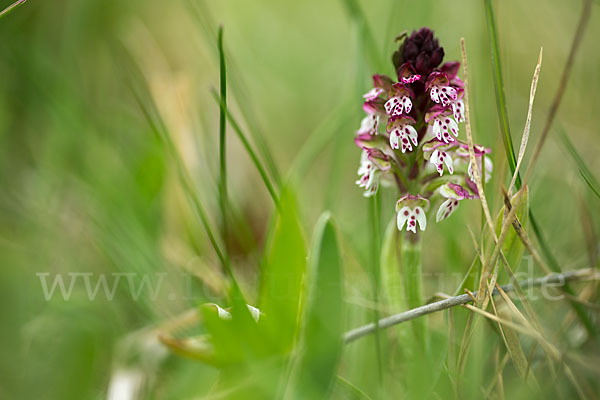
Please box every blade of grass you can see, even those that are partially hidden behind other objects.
[522,0,593,185]
[115,38,237,281]
[334,376,374,400]
[211,90,279,205]
[0,0,26,19]
[484,0,520,187]
[508,48,543,196]
[558,124,600,200]
[504,193,597,336]
[485,0,596,338]
[488,293,535,384]
[340,0,384,71]
[187,0,281,185]
[217,26,229,249]
[132,83,252,311]
[132,88,228,272]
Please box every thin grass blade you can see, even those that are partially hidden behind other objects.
[217,26,229,247]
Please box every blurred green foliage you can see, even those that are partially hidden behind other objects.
[0,0,599,398]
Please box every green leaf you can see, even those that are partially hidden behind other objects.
[495,187,529,271]
[258,188,306,355]
[294,212,344,398]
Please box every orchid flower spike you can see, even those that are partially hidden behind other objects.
[353,27,493,234]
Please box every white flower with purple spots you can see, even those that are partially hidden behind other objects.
[430,85,457,106]
[357,114,380,136]
[384,96,412,116]
[397,206,426,233]
[396,62,422,84]
[363,87,384,101]
[387,116,418,153]
[425,105,459,143]
[402,74,421,84]
[426,71,458,107]
[468,155,493,183]
[384,82,414,117]
[352,42,495,235]
[432,115,459,143]
[436,183,474,222]
[356,161,379,197]
[396,194,429,233]
[356,149,390,197]
[430,148,454,176]
[451,99,465,123]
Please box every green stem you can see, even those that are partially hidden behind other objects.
[401,233,426,349]
[369,193,384,388]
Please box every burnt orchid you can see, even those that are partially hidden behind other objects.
[355,27,492,234]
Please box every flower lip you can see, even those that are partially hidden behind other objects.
[388,119,418,152]
[397,205,427,233]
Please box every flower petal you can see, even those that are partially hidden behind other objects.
[414,206,427,231]
[397,206,411,231]
[436,198,459,222]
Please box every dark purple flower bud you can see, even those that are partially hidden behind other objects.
[393,27,445,78]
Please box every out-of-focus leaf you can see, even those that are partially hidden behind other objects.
[200,303,245,366]
[332,376,373,400]
[294,212,344,398]
[258,188,306,355]
[160,334,220,367]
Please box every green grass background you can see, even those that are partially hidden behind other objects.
[0,0,599,398]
